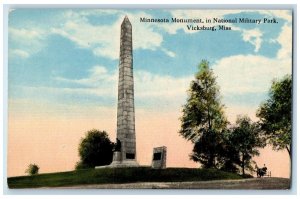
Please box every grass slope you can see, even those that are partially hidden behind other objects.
[8,167,242,188]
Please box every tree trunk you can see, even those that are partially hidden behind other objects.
[242,153,245,176]
[286,145,291,160]
[286,145,292,180]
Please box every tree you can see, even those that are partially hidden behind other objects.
[228,115,266,176]
[179,60,227,168]
[256,75,292,159]
[217,130,240,173]
[191,129,228,169]
[25,163,39,175]
[76,129,114,169]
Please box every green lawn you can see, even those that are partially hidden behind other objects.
[7,167,243,188]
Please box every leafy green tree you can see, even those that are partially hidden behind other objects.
[76,129,114,169]
[25,163,39,175]
[217,130,240,173]
[229,115,266,176]
[191,129,227,169]
[179,60,227,168]
[256,75,292,159]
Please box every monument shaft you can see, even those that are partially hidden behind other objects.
[117,16,136,161]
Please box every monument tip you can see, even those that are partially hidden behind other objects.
[122,15,131,24]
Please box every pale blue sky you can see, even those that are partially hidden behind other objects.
[8,9,292,121]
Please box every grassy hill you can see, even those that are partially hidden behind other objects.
[7,167,243,188]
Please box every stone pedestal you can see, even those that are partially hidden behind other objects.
[112,151,121,163]
[151,146,167,169]
[95,152,139,169]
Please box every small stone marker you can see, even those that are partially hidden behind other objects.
[151,146,167,169]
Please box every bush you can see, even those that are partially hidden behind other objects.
[25,164,39,175]
[77,129,114,169]
[74,161,90,170]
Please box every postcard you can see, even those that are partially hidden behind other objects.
[6,8,293,189]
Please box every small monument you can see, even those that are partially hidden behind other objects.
[96,16,138,168]
[151,146,167,169]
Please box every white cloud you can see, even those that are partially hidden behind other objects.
[51,10,164,60]
[56,10,284,59]
[9,9,292,60]
[135,70,191,100]
[22,86,108,98]
[210,10,292,121]
[238,10,291,54]
[51,20,120,59]
[53,65,118,98]
[203,18,293,98]
[10,49,30,59]
[162,48,176,57]
[157,10,291,54]
[9,27,46,57]
[276,23,292,60]
[54,64,191,101]
[9,27,42,39]
[31,63,191,112]
[241,28,263,52]
[213,54,291,95]
[259,10,292,23]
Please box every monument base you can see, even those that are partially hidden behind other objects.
[95,160,139,169]
[95,151,139,169]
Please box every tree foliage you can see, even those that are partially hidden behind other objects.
[179,60,227,168]
[216,130,240,173]
[77,129,114,169]
[191,129,227,169]
[228,115,266,175]
[256,75,292,158]
[25,163,39,175]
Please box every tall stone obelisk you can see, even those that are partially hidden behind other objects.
[113,16,138,166]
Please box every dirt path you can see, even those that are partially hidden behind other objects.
[56,177,290,189]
